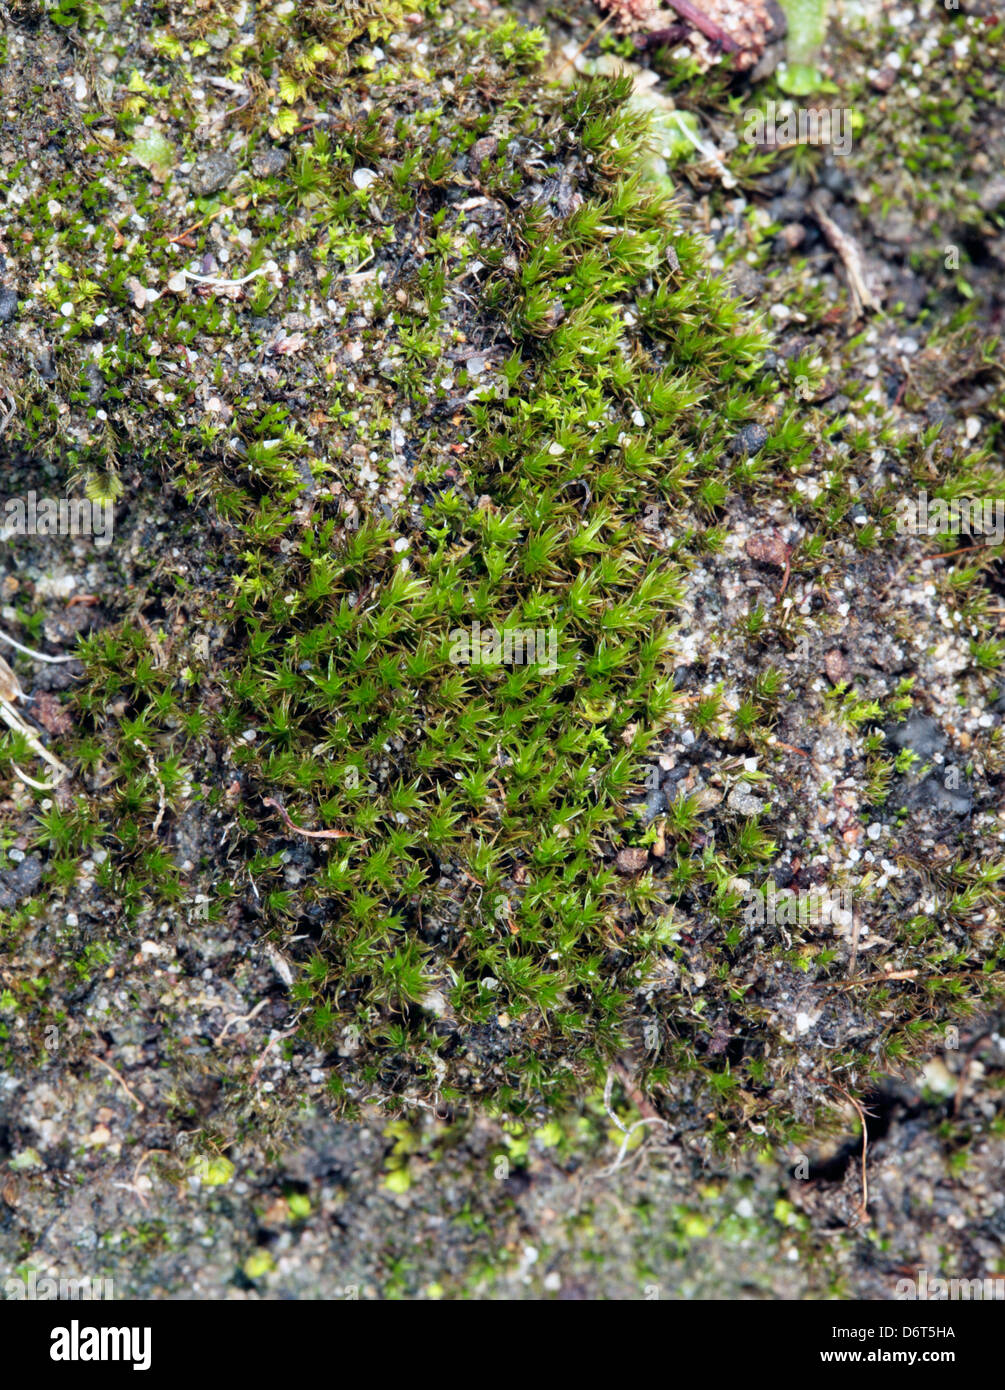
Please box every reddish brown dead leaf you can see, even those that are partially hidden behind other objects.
[745,530,792,569]
[31,692,73,736]
[824,649,851,685]
[616,846,650,874]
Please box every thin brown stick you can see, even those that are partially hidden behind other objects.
[168,218,206,244]
[215,998,269,1047]
[817,969,920,991]
[848,908,862,977]
[559,12,613,75]
[777,552,793,597]
[833,1084,871,1226]
[168,206,225,244]
[809,1075,873,1226]
[263,796,354,839]
[809,197,880,317]
[88,1052,145,1113]
[928,544,994,561]
[654,0,740,51]
[611,1057,663,1123]
[249,1026,299,1085]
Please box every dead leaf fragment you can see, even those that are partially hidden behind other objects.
[824,649,851,685]
[745,530,791,569]
[31,691,73,736]
[0,655,21,703]
[271,331,308,355]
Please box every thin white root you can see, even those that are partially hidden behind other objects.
[0,628,77,663]
[601,1117,670,1177]
[11,764,62,791]
[0,699,70,779]
[215,998,269,1047]
[134,738,166,833]
[603,1069,628,1131]
[183,266,270,288]
[602,1067,670,1176]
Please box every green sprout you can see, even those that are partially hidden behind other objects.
[778,0,828,95]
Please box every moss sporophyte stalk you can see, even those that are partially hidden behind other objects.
[1,0,1003,1165]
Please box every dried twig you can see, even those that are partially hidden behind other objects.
[648,0,739,51]
[215,998,269,1047]
[88,1052,145,1114]
[847,907,862,978]
[602,1115,670,1175]
[169,218,208,244]
[601,1067,670,1175]
[772,739,810,757]
[818,969,919,991]
[263,796,354,839]
[811,1076,873,1226]
[0,638,74,782]
[0,668,71,781]
[113,1148,170,1210]
[929,545,989,561]
[11,765,60,791]
[817,967,917,989]
[833,1084,872,1226]
[777,548,793,598]
[610,1057,663,1121]
[809,197,880,318]
[249,1026,299,1085]
[558,12,614,74]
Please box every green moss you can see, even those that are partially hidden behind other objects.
[1,0,1002,1162]
[778,0,828,95]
